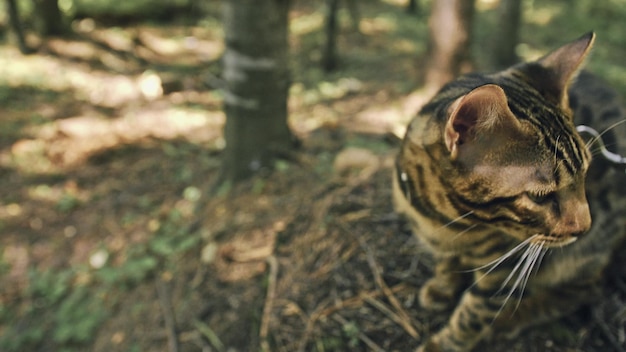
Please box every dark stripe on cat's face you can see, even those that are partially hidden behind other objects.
[497,72,589,177]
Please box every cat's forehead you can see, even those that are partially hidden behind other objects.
[473,163,555,190]
[523,128,589,179]
[498,83,590,178]
[475,125,589,191]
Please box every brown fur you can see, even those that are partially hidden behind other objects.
[394,33,626,351]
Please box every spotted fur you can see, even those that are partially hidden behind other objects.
[394,32,626,351]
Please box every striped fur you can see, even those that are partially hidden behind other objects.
[394,32,626,351]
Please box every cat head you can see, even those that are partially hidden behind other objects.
[443,33,595,247]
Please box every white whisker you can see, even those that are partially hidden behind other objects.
[554,134,561,164]
[452,224,478,241]
[514,242,545,310]
[583,119,626,149]
[464,235,538,273]
[496,242,534,297]
[436,211,475,232]
[537,241,548,268]
[493,242,545,319]
[490,244,533,320]
[463,236,540,303]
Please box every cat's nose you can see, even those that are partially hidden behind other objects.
[555,202,591,237]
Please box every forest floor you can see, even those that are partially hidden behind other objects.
[1,1,626,351]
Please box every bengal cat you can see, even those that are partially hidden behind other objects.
[393,32,626,351]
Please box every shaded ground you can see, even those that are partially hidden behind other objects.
[1,1,626,351]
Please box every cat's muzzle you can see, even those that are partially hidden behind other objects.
[531,233,578,247]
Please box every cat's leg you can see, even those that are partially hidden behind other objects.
[416,281,495,352]
[416,271,598,352]
[492,279,599,339]
[418,264,531,352]
[420,255,470,312]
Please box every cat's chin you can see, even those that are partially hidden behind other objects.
[530,234,578,247]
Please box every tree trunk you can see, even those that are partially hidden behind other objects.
[345,0,361,32]
[490,0,522,69]
[407,0,419,14]
[423,0,475,94]
[322,0,340,72]
[220,0,294,183]
[33,0,68,37]
[322,0,360,72]
[5,0,32,54]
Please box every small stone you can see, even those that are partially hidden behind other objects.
[201,242,219,264]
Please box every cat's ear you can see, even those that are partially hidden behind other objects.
[534,32,595,107]
[445,84,518,160]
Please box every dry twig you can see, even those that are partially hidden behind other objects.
[294,284,412,351]
[260,255,279,352]
[357,234,420,339]
[193,319,225,352]
[297,298,333,352]
[321,283,412,316]
[156,278,179,352]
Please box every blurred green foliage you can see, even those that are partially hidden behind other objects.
[0,188,203,351]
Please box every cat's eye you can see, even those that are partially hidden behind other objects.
[526,191,552,204]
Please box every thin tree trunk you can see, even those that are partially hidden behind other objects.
[322,0,340,71]
[423,0,475,94]
[5,0,32,54]
[345,0,361,32]
[490,0,522,69]
[33,0,68,37]
[322,0,360,72]
[407,0,419,14]
[220,0,294,183]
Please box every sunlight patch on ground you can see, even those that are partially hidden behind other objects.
[380,0,409,7]
[0,48,69,89]
[354,106,404,134]
[0,47,157,106]
[476,0,501,11]
[48,39,99,61]
[137,31,184,56]
[290,11,324,36]
[0,22,227,176]
[2,106,224,173]
[360,15,397,35]
[0,203,24,225]
[26,181,89,209]
[392,38,418,54]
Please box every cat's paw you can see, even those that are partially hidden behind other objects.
[419,278,457,311]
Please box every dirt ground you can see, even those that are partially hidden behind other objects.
[1,1,626,352]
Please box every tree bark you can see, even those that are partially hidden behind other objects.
[407,0,419,14]
[423,0,475,94]
[220,0,294,182]
[5,0,32,54]
[322,0,340,72]
[33,0,68,37]
[322,0,360,72]
[490,0,522,69]
[345,0,361,32]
